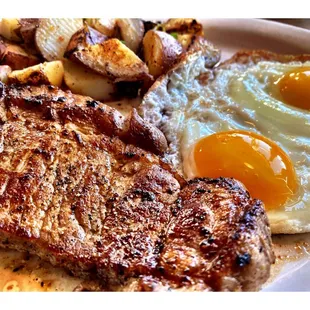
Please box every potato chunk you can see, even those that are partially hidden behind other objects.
[143,30,183,78]
[85,18,116,37]
[0,38,40,70]
[63,60,116,101]
[162,18,204,36]
[65,25,107,57]
[18,18,40,46]
[35,18,83,61]
[116,19,144,53]
[8,60,64,86]
[67,38,151,83]
[0,18,22,42]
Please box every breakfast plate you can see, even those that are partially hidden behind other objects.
[201,18,310,292]
[203,18,310,61]
[0,17,309,292]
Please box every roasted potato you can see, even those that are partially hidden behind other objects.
[63,60,116,101]
[157,19,206,51]
[65,25,107,57]
[18,18,40,46]
[116,19,144,53]
[143,30,183,78]
[0,18,22,42]
[85,19,116,37]
[162,18,204,36]
[0,65,12,83]
[173,33,194,50]
[35,18,83,61]
[8,60,64,86]
[66,38,151,83]
[0,38,40,70]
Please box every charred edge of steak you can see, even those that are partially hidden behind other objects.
[151,177,274,292]
[4,84,168,155]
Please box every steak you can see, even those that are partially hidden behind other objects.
[0,83,274,291]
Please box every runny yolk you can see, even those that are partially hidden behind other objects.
[277,67,310,110]
[193,130,298,210]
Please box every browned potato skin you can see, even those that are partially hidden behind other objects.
[86,19,117,37]
[67,38,152,83]
[116,19,144,53]
[16,19,42,57]
[8,67,50,86]
[159,19,207,52]
[7,61,64,87]
[143,30,183,79]
[17,19,41,45]
[162,18,204,36]
[0,37,40,70]
[65,25,108,57]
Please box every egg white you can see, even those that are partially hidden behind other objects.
[173,60,310,234]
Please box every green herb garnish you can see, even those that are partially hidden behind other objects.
[170,32,178,39]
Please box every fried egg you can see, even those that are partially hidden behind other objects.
[141,56,310,234]
[180,60,310,234]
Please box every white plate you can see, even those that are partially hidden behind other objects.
[203,18,310,60]
[201,18,310,292]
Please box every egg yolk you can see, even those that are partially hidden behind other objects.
[193,130,298,210]
[277,67,310,110]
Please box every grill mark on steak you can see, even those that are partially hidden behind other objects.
[0,84,274,291]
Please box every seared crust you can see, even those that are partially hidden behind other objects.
[0,84,274,291]
[158,178,274,292]
[113,178,274,292]
[220,49,310,67]
[0,83,179,285]
[3,84,167,155]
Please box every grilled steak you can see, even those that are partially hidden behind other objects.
[118,178,274,292]
[0,83,274,291]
